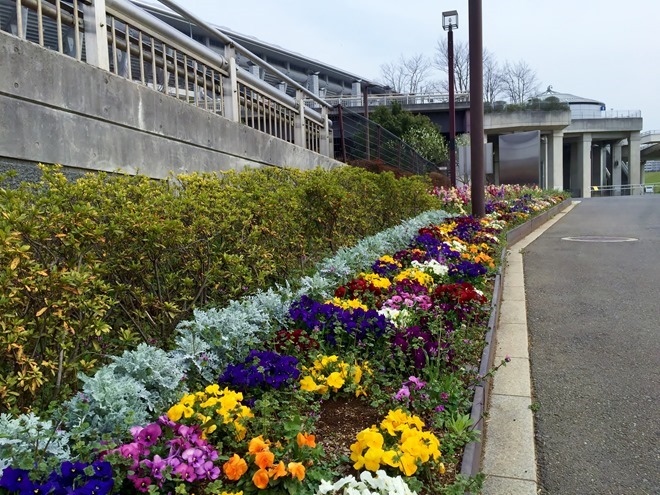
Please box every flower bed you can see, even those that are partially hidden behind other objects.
[0,186,568,495]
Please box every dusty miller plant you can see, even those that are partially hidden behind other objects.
[62,345,185,436]
[0,413,70,471]
[175,299,273,371]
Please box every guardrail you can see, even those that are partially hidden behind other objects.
[571,109,642,119]
[591,183,659,196]
[1,0,331,156]
[306,92,470,110]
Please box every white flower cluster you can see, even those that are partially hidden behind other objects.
[449,240,466,253]
[377,307,412,329]
[316,470,417,495]
[411,259,449,277]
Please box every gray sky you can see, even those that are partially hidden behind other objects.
[179,0,659,131]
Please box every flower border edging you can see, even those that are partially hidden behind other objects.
[459,197,572,480]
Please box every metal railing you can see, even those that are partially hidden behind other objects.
[333,105,442,176]
[1,0,331,156]
[307,92,470,110]
[571,109,642,119]
[590,183,659,196]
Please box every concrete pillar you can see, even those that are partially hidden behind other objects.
[592,145,601,189]
[600,146,608,187]
[491,136,500,185]
[222,46,239,123]
[319,107,330,157]
[83,0,110,70]
[612,141,622,195]
[307,73,320,95]
[577,133,592,198]
[540,135,548,188]
[548,130,564,190]
[294,90,306,148]
[629,131,641,194]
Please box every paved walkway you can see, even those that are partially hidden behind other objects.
[481,196,660,494]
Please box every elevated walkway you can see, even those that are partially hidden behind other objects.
[0,0,340,178]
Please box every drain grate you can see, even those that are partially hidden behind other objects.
[561,236,638,242]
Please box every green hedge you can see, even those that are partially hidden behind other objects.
[0,165,440,413]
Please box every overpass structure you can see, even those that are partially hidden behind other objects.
[641,130,660,162]
[315,92,644,197]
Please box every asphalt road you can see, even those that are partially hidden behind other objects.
[523,196,660,495]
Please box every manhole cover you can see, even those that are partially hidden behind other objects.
[561,236,638,242]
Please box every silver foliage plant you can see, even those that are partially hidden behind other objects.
[62,344,186,436]
[0,413,70,471]
[0,209,447,466]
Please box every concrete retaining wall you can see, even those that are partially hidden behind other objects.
[0,31,343,179]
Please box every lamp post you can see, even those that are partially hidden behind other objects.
[442,10,458,188]
[468,0,485,217]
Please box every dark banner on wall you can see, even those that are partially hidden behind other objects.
[499,131,540,185]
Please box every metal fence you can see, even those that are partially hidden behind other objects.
[591,183,659,196]
[0,0,331,156]
[307,92,470,111]
[333,105,444,176]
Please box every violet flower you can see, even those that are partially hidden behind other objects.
[395,385,411,401]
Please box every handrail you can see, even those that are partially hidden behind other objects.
[237,66,323,125]
[591,183,658,194]
[641,130,660,137]
[571,109,642,119]
[2,0,334,157]
[106,0,228,71]
[307,92,471,109]
[154,0,331,109]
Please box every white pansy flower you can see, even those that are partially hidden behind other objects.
[316,470,417,495]
[411,259,449,277]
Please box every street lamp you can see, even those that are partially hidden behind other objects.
[442,10,458,188]
[468,0,485,217]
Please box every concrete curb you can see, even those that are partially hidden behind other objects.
[460,198,574,485]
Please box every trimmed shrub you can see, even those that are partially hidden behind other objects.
[0,165,440,412]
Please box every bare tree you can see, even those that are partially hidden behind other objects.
[434,39,470,94]
[379,53,435,94]
[501,60,539,104]
[435,40,505,100]
[483,49,504,103]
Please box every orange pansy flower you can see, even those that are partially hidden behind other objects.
[248,435,269,454]
[223,454,248,481]
[268,461,287,480]
[255,450,275,469]
[287,461,306,481]
[296,432,316,448]
[252,468,270,489]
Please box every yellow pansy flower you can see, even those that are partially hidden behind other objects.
[326,372,345,390]
[300,376,320,392]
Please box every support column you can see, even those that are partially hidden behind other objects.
[548,130,564,190]
[294,90,306,149]
[628,131,641,194]
[83,0,109,70]
[577,133,592,198]
[540,135,548,189]
[319,107,331,157]
[600,146,607,187]
[612,140,622,196]
[222,46,239,123]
